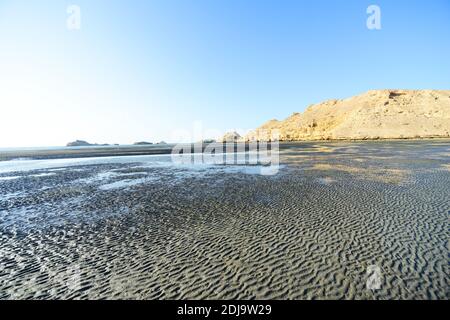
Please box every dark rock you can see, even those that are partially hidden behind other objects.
[67,140,93,147]
[134,141,153,145]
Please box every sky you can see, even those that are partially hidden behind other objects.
[0,0,449,147]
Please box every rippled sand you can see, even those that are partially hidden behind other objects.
[0,141,449,299]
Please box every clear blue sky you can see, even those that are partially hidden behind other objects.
[0,0,449,147]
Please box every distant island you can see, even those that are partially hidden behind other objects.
[133,141,153,145]
[244,90,450,141]
[67,140,169,147]
[66,140,110,147]
[66,140,118,147]
[201,139,217,144]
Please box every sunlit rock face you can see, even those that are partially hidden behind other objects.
[245,90,450,141]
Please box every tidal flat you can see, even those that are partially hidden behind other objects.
[0,141,448,299]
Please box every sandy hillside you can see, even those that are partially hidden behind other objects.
[245,90,450,141]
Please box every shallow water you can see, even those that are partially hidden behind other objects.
[0,141,448,299]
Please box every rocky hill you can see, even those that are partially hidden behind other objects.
[67,140,95,147]
[220,131,242,143]
[66,140,110,147]
[245,90,450,141]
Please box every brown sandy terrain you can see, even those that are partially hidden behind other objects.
[245,90,450,141]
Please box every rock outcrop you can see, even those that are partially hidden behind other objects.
[245,90,450,141]
[220,131,242,143]
[67,140,94,147]
[67,140,110,147]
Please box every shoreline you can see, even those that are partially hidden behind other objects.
[1,137,449,161]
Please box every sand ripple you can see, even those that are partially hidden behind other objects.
[0,141,448,299]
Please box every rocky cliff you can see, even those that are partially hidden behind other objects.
[245,90,450,141]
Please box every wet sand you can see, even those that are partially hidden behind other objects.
[0,144,176,161]
[0,141,449,299]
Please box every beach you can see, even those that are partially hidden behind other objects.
[0,141,448,299]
